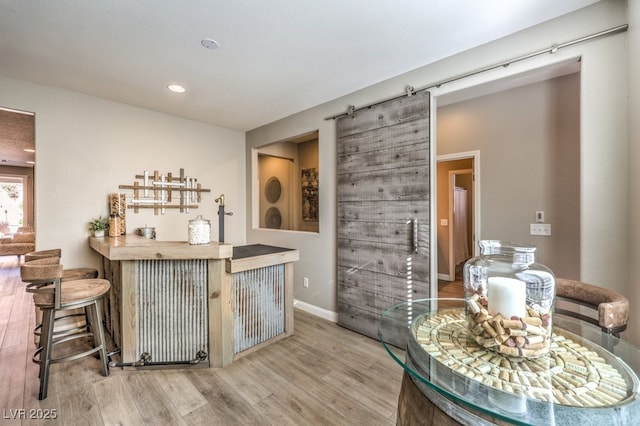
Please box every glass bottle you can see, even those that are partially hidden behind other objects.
[108,215,120,237]
[464,240,555,358]
[188,215,211,245]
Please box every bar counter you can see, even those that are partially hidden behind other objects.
[89,235,298,369]
[89,234,232,260]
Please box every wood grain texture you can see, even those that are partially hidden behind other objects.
[337,91,431,344]
[209,258,234,367]
[337,238,429,279]
[336,91,431,138]
[337,165,429,201]
[226,249,299,273]
[0,256,405,425]
[337,119,428,157]
[120,260,137,363]
[89,235,233,260]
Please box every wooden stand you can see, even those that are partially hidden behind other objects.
[397,371,462,426]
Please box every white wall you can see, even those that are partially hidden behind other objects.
[247,0,635,340]
[0,75,246,270]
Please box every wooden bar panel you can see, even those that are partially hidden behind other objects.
[226,250,299,274]
[284,262,294,337]
[209,258,233,367]
[89,234,233,261]
[121,260,137,363]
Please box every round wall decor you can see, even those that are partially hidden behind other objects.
[265,207,282,229]
[265,177,282,203]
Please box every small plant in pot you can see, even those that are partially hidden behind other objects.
[88,216,109,237]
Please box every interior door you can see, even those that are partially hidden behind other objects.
[336,91,431,346]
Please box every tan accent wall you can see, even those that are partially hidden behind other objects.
[437,74,580,279]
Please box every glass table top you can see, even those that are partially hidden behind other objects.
[378,298,640,425]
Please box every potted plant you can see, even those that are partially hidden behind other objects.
[88,216,109,237]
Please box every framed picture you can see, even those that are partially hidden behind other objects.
[301,168,318,222]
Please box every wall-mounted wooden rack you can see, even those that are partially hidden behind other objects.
[119,169,210,215]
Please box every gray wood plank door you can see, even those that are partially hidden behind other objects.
[336,91,431,346]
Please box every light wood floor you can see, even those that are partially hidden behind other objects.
[437,280,464,299]
[0,256,405,425]
[437,261,465,300]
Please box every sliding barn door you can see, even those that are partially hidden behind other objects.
[337,91,431,345]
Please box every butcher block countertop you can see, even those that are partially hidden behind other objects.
[89,234,233,260]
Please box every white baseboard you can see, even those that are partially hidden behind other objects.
[293,299,338,323]
[438,273,453,281]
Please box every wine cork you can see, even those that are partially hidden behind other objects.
[521,316,543,326]
[525,335,545,345]
[492,319,505,335]
[466,297,481,314]
[482,321,498,337]
[501,319,523,329]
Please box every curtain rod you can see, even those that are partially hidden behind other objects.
[325,24,628,121]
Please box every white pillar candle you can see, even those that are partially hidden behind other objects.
[487,277,527,319]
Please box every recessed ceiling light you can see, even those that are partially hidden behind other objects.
[201,38,219,50]
[167,84,186,93]
[23,148,35,153]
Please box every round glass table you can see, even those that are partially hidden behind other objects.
[378,299,640,425]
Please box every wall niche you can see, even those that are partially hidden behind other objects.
[254,130,319,233]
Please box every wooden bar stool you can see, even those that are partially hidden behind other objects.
[25,252,99,345]
[25,249,99,280]
[20,259,110,400]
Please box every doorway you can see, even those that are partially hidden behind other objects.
[436,151,479,283]
[0,107,35,238]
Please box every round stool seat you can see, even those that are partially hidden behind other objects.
[62,268,99,281]
[33,278,110,308]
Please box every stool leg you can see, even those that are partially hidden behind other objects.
[87,300,109,377]
[38,308,55,400]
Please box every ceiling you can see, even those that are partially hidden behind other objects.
[0,1,599,166]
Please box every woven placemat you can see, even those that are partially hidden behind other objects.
[413,310,636,407]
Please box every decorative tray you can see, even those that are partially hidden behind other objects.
[411,309,638,408]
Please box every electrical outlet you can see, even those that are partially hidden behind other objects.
[303,277,309,288]
[530,223,551,236]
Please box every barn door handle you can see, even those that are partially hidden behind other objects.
[412,218,418,254]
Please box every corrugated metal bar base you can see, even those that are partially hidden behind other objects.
[233,264,285,354]
[136,259,209,364]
